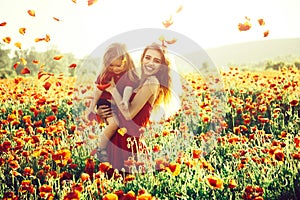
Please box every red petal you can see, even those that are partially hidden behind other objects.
[97,83,111,91]
[43,82,51,90]
[238,22,252,31]
[263,30,269,37]
[258,18,265,26]
[162,16,173,28]
[88,0,98,6]
[27,10,36,17]
[21,67,31,74]
[165,38,177,44]
[32,60,39,64]
[2,37,11,44]
[35,38,44,42]
[53,55,63,60]
[68,63,77,68]
[13,62,20,70]
[45,34,50,42]
[0,22,7,26]
[53,17,61,21]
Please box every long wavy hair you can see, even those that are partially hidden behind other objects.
[139,43,172,106]
[99,43,139,84]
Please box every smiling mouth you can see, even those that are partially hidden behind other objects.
[145,65,155,72]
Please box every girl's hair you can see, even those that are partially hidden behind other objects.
[140,43,172,106]
[99,43,139,84]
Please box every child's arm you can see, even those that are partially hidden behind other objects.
[120,86,133,110]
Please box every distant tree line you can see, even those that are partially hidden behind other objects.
[0,44,82,79]
[265,60,300,71]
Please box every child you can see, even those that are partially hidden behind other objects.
[88,43,139,162]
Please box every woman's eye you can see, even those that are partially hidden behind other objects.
[154,59,161,64]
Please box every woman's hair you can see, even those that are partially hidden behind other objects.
[140,43,172,106]
[99,43,139,84]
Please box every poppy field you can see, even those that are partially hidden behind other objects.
[0,65,299,200]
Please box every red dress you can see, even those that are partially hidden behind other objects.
[95,71,137,107]
[106,93,152,171]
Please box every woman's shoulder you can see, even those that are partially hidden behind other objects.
[142,76,159,94]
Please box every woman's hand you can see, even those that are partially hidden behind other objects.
[96,105,113,124]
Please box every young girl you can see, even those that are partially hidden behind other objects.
[88,43,139,162]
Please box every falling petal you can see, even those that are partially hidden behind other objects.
[53,55,63,60]
[238,21,252,31]
[88,0,98,6]
[2,37,11,44]
[20,58,27,65]
[158,35,165,42]
[176,5,183,13]
[0,22,7,26]
[165,38,177,44]
[97,83,111,91]
[258,18,265,26]
[32,60,39,64]
[38,71,45,79]
[245,16,251,21]
[14,42,22,49]
[43,82,51,90]
[27,10,36,17]
[53,17,61,22]
[118,127,127,136]
[13,62,20,69]
[56,81,62,86]
[19,28,26,35]
[162,15,173,28]
[34,38,44,42]
[68,63,77,68]
[72,0,77,3]
[263,30,269,37]
[45,34,50,42]
[20,67,30,74]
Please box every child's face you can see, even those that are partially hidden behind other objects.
[108,58,126,74]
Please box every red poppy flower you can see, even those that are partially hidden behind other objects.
[290,99,299,107]
[207,175,224,189]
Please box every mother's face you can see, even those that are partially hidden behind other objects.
[141,49,163,76]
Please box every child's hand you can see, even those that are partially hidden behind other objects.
[120,100,129,111]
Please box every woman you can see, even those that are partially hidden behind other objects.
[100,43,172,171]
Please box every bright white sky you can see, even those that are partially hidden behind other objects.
[1,0,300,58]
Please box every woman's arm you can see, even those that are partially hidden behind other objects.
[110,76,159,120]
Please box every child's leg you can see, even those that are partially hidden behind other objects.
[98,116,119,148]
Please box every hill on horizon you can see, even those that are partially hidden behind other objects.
[204,37,300,69]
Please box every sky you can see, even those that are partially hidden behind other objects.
[1,0,300,58]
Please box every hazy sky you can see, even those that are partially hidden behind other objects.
[1,0,300,58]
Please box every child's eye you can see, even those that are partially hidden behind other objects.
[109,64,121,68]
